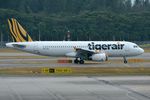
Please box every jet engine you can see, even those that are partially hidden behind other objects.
[91,53,107,61]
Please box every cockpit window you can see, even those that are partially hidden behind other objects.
[133,45,138,48]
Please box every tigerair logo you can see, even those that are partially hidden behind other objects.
[88,42,124,50]
[8,18,33,42]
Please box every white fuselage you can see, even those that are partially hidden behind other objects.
[6,41,144,58]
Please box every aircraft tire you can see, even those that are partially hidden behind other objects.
[124,60,127,64]
[123,57,127,64]
[79,60,84,64]
[74,59,79,64]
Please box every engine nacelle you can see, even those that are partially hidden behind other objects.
[91,53,107,61]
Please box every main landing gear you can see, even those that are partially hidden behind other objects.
[123,56,127,64]
[74,58,84,64]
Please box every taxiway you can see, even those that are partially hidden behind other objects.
[0,51,149,68]
[0,76,150,100]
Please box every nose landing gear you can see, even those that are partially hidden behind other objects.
[123,57,127,64]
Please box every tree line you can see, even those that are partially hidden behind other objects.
[0,0,150,41]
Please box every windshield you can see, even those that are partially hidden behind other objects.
[133,45,138,48]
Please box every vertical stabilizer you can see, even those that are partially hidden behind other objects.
[8,18,33,42]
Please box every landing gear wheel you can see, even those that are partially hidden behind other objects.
[74,58,85,64]
[124,60,127,64]
[123,57,128,64]
[74,59,79,64]
[79,60,84,64]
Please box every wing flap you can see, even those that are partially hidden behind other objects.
[74,47,95,58]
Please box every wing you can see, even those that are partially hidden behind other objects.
[74,47,101,59]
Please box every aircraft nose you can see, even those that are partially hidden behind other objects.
[139,48,144,54]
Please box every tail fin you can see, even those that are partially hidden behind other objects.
[7,18,33,42]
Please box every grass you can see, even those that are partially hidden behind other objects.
[0,48,23,53]
[0,56,48,59]
[0,67,150,76]
[140,44,150,52]
[140,44,150,48]
[144,48,150,53]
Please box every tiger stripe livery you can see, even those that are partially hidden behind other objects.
[8,18,33,42]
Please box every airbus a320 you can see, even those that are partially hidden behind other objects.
[6,18,144,64]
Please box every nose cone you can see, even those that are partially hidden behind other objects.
[140,48,144,54]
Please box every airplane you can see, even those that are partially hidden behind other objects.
[6,18,144,64]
